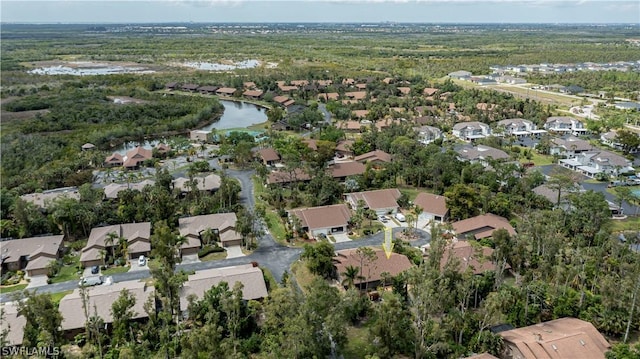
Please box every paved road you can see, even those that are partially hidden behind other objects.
[1,163,430,303]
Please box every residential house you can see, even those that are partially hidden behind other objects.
[456,144,510,168]
[122,146,152,169]
[414,125,443,145]
[318,92,339,101]
[423,87,439,96]
[179,264,268,316]
[334,247,413,290]
[413,192,449,223]
[255,148,281,166]
[342,78,356,86]
[600,130,622,150]
[336,140,354,158]
[303,139,318,151]
[103,180,156,199]
[288,204,352,239]
[80,223,151,268]
[266,168,312,185]
[338,120,366,133]
[550,136,593,158]
[352,110,370,119]
[59,281,154,334]
[345,188,402,216]
[440,241,500,275]
[290,80,309,87]
[497,118,545,138]
[243,81,257,89]
[397,87,411,96]
[0,235,63,277]
[354,150,392,165]
[181,83,199,92]
[277,83,298,92]
[532,183,581,208]
[172,174,222,194]
[198,86,219,95]
[178,213,242,255]
[329,161,366,181]
[216,87,237,96]
[544,117,588,136]
[315,80,333,87]
[345,91,367,101]
[104,153,124,167]
[451,213,516,240]
[20,187,80,209]
[0,302,26,346]
[614,102,640,111]
[453,121,492,141]
[155,143,172,155]
[243,89,264,100]
[497,317,610,359]
[560,149,635,178]
[165,82,179,91]
[273,95,295,107]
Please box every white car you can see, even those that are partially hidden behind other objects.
[395,213,406,222]
[138,255,147,267]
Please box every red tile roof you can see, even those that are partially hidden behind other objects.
[334,247,413,286]
[414,192,448,217]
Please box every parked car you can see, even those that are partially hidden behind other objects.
[79,275,103,287]
[90,265,99,275]
[138,255,147,267]
[395,213,406,222]
[378,215,388,223]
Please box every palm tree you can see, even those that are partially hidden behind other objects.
[341,265,364,288]
[105,232,118,263]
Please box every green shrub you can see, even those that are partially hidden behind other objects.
[198,244,224,258]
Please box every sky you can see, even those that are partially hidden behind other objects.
[1,0,639,24]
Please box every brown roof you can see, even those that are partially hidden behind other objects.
[288,204,351,231]
[290,80,309,87]
[354,150,392,163]
[180,264,268,310]
[0,302,26,346]
[172,174,221,192]
[397,87,411,95]
[60,281,154,330]
[155,143,171,152]
[338,120,365,131]
[124,147,152,168]
[329,161,366,178]
[346,188,401,210]
[266,169,312,184]
[441,241,498,275]
[105,153,123,164]
[81,223,151,262]
[20,187,80,209]
[243,81,256,89]
[499,317,610,359]
[464,354,499,359]
[243,89,264,98]
[355,83,368,90]
[318,93,339,101]
[178,213,240,245]
[273,95,291,104]
[0,235,63,268]
[256,148,280,162]
[103,180,156,199]
[216,87,237,95]
[551,136,593,152]
[278,84,299,92]
[303,139,318,151]
[345,91,367,100]
[334,247,413,286]
[414,192,448,217]
[451,213,516,239]
[336,140,354,154]
[423,87,439,96]
[352,110,370,119]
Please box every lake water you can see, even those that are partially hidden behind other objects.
[200,100,267,131]
[182,59,261,71]
[112,100,266,153]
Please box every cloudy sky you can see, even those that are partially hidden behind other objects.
[2,0,639,24]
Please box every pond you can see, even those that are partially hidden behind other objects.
[112,100,267,153]
[200,100,267,131]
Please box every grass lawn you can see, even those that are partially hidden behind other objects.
[398,186,421,201]
[253,176,287,244]
[260,266,279,291]
[200,251,227,261]
[512,146,555,166]
[0,283,27,294]
[290,260,317,295]
[51,290,73,305]
[343,323,374,359]
[102,266,131,275]
[611,217,640,232]
[50,257,82,284]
